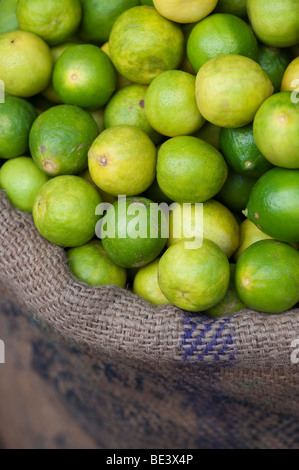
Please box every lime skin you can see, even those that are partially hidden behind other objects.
[235,240,299,314]
[133,258,170,306]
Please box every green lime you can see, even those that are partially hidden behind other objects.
[257,44,291,93]
[0,30,53,97]
[281,57,299,92]
[17,0,82,46]
[144,70,205,137]
[0,0,19,34]
[253,92,299,169]
[187,13,258,73]
[0,94,37,160]
[104,84,162,145]
[133,258,170,306]
[0,156,49,212]
[153,0,218,23]
[109,6,184,85]
[193,122,221,150]
[67,240,127,287]
[215,0,247,17]
[168,199,240,259]
[52,44,117,109]
[247,0,299,48]
[156,136,228,203]
[88,125,157,197]
[100,197,167,269]
[158,239,230,312]
[29,104,99,176]
[219,124,273,178]
[234,218,272,261]
[206,264,246,317]
[235,240,299,313]
[80,0,139,44]
[33,175,102,247]
[195,54,274,128]
[246,168,299,243]
[217,168,258,213]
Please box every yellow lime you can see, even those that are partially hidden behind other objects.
[153,0,218,23]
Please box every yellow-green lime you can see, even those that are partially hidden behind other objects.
[0,30,53,97]
[246,168,299,243]
[67,240,127,287]
[104,84,162,145]
[156,136,228,203]
[215,0,247,17]
[133,258,170,306]
[0,94,37,160]
[0,156,49,212]
[0,0,19,34]
[17,0,82,46]
[80,0,139,44]
[52,44,117,109]
[158,239,230,312]
[247,0,299,48]
[29,104,99,176]
[253,92,299,169]
[88,125,157,197]
[196,54,274,128]
[234,219,272,261]
[281,57,299,92]
[235,240,299,313]
[257,44,291,93]
[153,0,218,23]
[144,70,205,137]
[187,13,258,73]
[109,6,184,85]
[33,175,102,247]
[206,264,246,317]
[217,168,258,213]
[168,199,240,259]
[100,197,167,269]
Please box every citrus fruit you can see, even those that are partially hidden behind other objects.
[247,0,299,48]
[234,219,272,261]
[187,13,258,73]
[100,197,167,269]
[88,125,157,197]
[0,156,49,212]
[257,44,291,93]
[253,92,299,169]
[0,30,53,97]
[133,258,169,306]
[109,6,184,85]
[42,42,77,103]
[156,136,228,203]
[235,240,299,313]
[29,104,99,176]
[153,0,218,23]
[193,122,221,150]
[219,124,273,178]
[206,264,245,317]
[143,179,173,205]
[17,0,82,46]
[144,70,205,137]
[0,0,19,34]
[52,44,117,109]
[217,168,258,213]
[245,167,299,243]
[0,94,37,160]
[215,0,247,17]
[67,240,127,287]
[281,57,299,93]
[168,199,240,259]
[80,0,139,44]
[33,175,102,247]
[104,84,162,144]
[101,41,132,90]
[158,239,230,312]
[195,54,274,128]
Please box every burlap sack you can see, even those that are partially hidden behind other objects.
[0,189,298,449]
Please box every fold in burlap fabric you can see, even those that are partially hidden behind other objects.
[0,189,299,448]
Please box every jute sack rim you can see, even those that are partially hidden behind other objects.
[0,190,298,369]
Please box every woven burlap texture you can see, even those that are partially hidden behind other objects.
[0,190,298,369]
